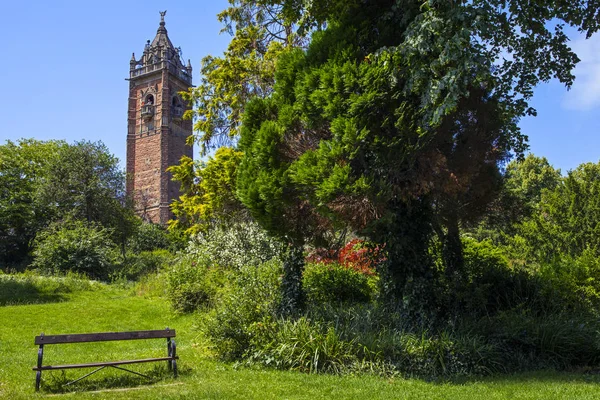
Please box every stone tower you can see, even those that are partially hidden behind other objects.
[126,11,193,225]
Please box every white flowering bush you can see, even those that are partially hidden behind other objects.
[187,221,284,270]
[165,221,283,313]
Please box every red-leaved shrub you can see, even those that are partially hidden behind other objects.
[306,239,386,276]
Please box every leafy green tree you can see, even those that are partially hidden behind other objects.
[183,0,308,153]
[0,139,65,267]
[39,140,137,252]
[428,92,512,285]
[471,154,562,243]
[235,0,599,314]
[518,162,600,264]
[169,147,245,235]
[505,154,562,216]
[1,139,140,267]
[237,101,330,314]
[40,141,123,222]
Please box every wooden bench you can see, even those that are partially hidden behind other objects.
[33,328,177,391]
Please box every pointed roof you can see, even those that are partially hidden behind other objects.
[151,10,175,50]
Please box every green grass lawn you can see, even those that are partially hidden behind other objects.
[1,275,599,399]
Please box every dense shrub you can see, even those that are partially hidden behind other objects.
[470,310,600,370]
[190,221,284,269]
[128,222,171,253]
[166,221,281,315]
[198,233,600,377]
[243,307,505,377]
[462,238,509,275]
[454,238,600,317]
[538,248,600,309]
[428,237,551,320]
[32,221,117,280]
[455,238,543,315]
[307,239,385,275]
[115,249,174,281]
[303,262,376,305]
[166,254,224,313]
[203,260,600,377]
[203,259,283,359]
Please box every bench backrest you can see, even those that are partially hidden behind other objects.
[34,329,175,345]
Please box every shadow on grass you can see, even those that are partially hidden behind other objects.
[426,369,600,387]
[41,363,190,394]
[0,279,66,306]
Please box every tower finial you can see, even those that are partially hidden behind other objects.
[160,10,167,25]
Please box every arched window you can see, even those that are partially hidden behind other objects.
[141,94,155,120]
[172,95,183,118]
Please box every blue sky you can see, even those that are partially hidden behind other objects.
[1,1,599,173]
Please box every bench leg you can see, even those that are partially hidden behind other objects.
[167,338,172,372]
[35,371,42,392]
[171,340,178,378]
[35,344,44,391]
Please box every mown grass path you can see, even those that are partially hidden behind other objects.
[1,283,599,399]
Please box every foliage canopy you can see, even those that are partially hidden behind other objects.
[233,0,599,311]
[168,147,245,235]
[0,139,138,268]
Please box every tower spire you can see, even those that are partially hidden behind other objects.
[158,10,167,33]
[151,10,174,50]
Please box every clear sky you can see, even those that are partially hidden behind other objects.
[1,1,599,173]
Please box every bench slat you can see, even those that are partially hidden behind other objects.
[34,329,175,345]
[32,356,178,371]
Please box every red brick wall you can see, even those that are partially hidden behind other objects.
[126,71,193,225]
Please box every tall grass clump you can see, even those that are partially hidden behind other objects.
[467,309,600,370]
[241,305,507,378]
[249,317,361,374]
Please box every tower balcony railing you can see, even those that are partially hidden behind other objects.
[167,62,192,85]
[131,62,162,78]
[141,104,154,119]
[130,61,192,85]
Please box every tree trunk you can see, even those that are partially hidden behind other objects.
[371,200,436,323]
[278,244,305,317]
[442,213,464,282]
[442,211,464,319]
